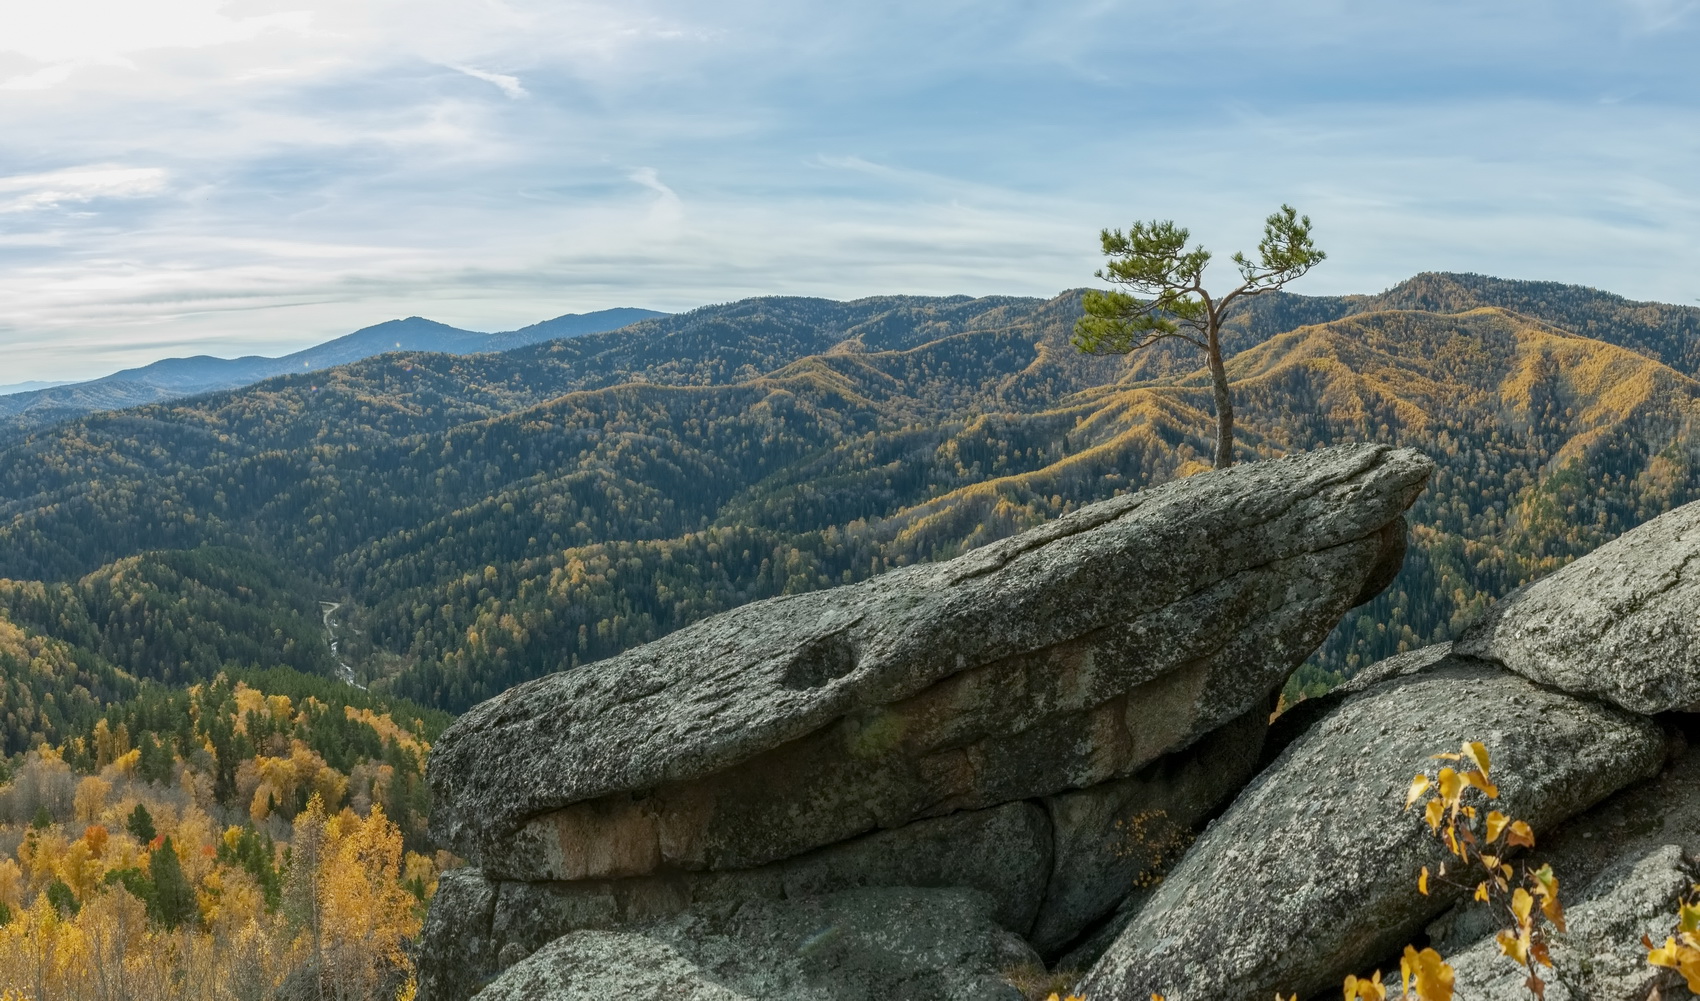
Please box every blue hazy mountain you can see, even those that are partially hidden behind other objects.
[0,307,667,431]
[0,380,74,396]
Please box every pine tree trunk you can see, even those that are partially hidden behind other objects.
[1207,326,1234,468]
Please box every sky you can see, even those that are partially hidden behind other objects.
[1,0,1698,382]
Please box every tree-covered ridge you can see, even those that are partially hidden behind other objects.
[0,628,446,843]
[0,280,1695,714]
[0,548,333,689]
[1362,271,1700,377]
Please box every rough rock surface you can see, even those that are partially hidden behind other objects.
[1078,658,1666,1001]
[419,711,1269,999]
[1442,845,1691,1001]
[1261,642,1452,765]
[1029,704,1267,956]
[469,888,1037,1001]
[473,931,752,1001]
[430,444,1432,880]
[420,802,1052,1001]
[1457,498,1700,714]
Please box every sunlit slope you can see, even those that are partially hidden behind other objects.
[1,291,1696,712]
[1360,272,1700,377]
[378,308,1695,708]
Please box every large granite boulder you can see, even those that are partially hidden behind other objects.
[429,444,1432,881]
[1029,704,1267,956]
[1440,844,1691,1001]
[419,707,1269,1000]
[1078,657,1666,1001]
[420,801,1054,1001]
[469,887,1038,1001]
[1457,498,1700,714]
[1428,725,1700,1000]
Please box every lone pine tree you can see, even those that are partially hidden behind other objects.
[1074,204,1325,468]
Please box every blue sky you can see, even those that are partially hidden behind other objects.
[1,0,1698,382]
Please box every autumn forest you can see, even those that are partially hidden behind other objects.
[1,271,1698,998]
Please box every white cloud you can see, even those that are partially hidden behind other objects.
[0,2,1697,382]
[0,166,169,213]
[451,64,528,98]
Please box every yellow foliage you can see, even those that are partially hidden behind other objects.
[107,747,141,778]
[1648,934,1700,993]
[1647,883,1700,993]
[1397,738,1571,1000]
[0,781,425,999]
[73,775,110,823]
[1343,970,1387,1000]
[0,860,21,909]
[1400,946,1454,1001]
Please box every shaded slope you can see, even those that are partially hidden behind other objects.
[0,287,1696,713]
[0,308,667,436]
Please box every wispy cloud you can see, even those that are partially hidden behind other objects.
[0,166,168,212]
[0,1,1696,381]
[450,64,528,98]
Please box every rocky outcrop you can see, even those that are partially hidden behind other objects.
[419,444,1431,999]
[420,801,1056,1001]
[430,443,1430,882]
[1077,657,1666,1001]
[1440,844,1690,1001]
[1029,706,1266,956]
[1457,498,1700,714]
[469,888,1038,1001]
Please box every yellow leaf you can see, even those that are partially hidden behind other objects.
[1507,821,1535,849]
[1498,928,1530,966]
[1680,900,1700,934]
[1462,741,1491,780]
[1512,887,1535,924]
[1344,972,1387,1001]
[1462,770,1499,799]
[1401,945,1455,1001]
[1437,767,1462,807]
[1485,811,1510,844]
[1419,867,1430,895]
[1474,881,1490,902]
[1425,799,1444,832]
[1405,774,1431,810]
[1649,936,1683,969]
[1531,864,1565,933]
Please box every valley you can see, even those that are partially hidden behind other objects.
[1,273,1695,717]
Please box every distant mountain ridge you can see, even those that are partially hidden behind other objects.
[0,306,667,433]
[1,273,1697,715]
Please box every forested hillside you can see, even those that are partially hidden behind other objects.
[1,271,1695,997]
[0,275,1695,717]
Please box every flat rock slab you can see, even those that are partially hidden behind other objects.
[430,444,1432,878]
[473,930,753,1001]
[469,887,1038,1001]
[1078,658,1665,1001]
[419,802,1052,1001]
[1457,499,1700,714]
